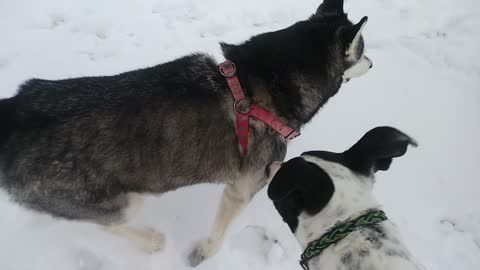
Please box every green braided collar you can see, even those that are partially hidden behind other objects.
[299,209,388,270]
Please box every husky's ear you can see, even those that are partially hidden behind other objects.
[345,126,418,174]
[316,0,344,15]
[268,157,334,214]
[339,16,368,57]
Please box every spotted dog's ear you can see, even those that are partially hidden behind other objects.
[268,158,303,201]
[266,161,282,181]
[267,157,334,214]
[345,126,418,174]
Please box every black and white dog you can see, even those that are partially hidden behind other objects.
[268,127,423,270]
[0,0,371,266]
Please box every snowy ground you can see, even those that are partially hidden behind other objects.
[0,0,479,269]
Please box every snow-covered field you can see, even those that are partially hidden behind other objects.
[0,0,479,269]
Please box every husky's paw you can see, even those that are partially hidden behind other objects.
[187,239,215,267]
[134,227,166,254]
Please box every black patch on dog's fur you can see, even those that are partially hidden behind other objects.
[359,225,385,250]
[385,248,410,260]
[358,249,370,257]
[365,224,387,240]
[341,252,353,264]
[267,157,335,232]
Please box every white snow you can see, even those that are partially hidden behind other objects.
[0,0,479,269]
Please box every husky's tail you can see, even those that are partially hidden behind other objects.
[0,97,16,146]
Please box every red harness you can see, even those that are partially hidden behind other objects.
[219,60,300,157]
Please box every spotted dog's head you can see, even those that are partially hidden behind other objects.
[267,127,417,236]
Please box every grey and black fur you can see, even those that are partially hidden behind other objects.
[268,127,424,270]
[0,0,371,266]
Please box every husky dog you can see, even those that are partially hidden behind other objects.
[0,0,371,266]
[268,127,423,270]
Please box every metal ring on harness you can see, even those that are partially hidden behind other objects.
[233,99,252,115]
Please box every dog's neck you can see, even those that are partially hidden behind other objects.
[295,198,382,250]
[294,156,382,248]
[248,75,338,130]
[221,50,342,130]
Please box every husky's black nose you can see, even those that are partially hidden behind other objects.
[369,62,373,69]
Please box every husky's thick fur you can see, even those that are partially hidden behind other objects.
[268,127,423,270]
[0,0,371,265]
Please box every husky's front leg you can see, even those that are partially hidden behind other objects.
[187,173,267,267]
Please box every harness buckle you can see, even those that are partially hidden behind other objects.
[286,130,301,140]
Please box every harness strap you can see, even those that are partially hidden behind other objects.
[219,60,300,157]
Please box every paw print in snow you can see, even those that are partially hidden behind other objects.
[229,225,286,267]
[50,14,68,29]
